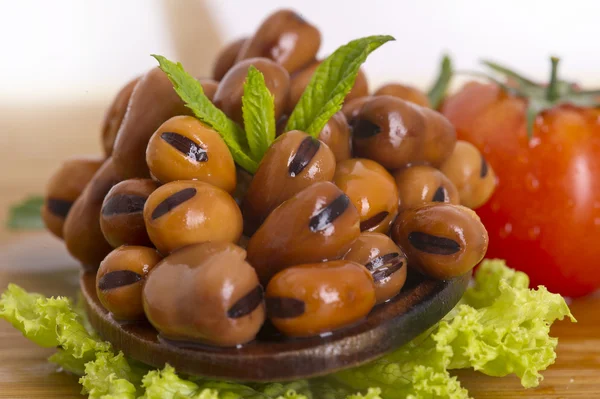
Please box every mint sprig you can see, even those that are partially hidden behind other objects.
[242,66,276,161]
[154,35,393,173]
[152,55,259,174]
[285,35,395,137]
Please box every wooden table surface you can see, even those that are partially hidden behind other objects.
[0,103,599,398]
[0,233,598,398]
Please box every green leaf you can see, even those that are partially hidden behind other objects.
[482,60,538,88]
[6,196,44,230]
[79,352,140,399]
[427,55,453,109]
[242,66,276,161]
[0,259,574,399]
[334,260,575,397]
[285,35,395,137]
[152,55,258,174]
[0,283,112,378]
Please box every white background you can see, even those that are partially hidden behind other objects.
[1,0,599,105]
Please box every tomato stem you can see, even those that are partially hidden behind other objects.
[427,55,453,110]
[546,57,560,102]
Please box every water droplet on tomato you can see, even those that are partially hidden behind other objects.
[529,137,541,149]
[499,223,512,238]
[490,200,501,212]
[594,218,600,226]
[528,226,541,239]
[525,173,540,192]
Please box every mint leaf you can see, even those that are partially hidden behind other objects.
[152,55,259,174]
[242,66,276,161]
[427,55,453,109]
[6,196,44,230]
[285,35,394,137]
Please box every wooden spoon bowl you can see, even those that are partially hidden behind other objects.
[81,269,468,382]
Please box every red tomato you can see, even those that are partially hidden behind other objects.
[442,81,600,297]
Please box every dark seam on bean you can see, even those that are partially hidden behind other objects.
[98,270,142,291]
[408,231,461,255]
[480,155,489,178]
[291,11,306,23]
[309,194,350,232]
[360,211,389,231]
[227,286,264,319]
[365,252,401,271]
[151,187,197,220]
[46,198,73,218]
[372,259,405,283]
[266,297,306,318]
[276,114,289,134]
[91,178,120,203]
[161,132,208,162]
[102,194,147,216]
[351,118,381,139]
[288,137,320,177]
[432,186,447,202]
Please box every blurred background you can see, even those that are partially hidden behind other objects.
[1,0,600,232]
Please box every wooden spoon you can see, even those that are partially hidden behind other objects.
[81,269,468,382]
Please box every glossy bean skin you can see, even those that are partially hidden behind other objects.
[112,67,192,179]
[143,242,265,346]
[351,95,456,169]
[236,9,321,74]
[343,232,407,304]
[100,179,159,248]
[317,112,352,162]
[265,260,375,337]
[101,77,140,157]
[246,182,360,284]
[213,58,290,126]
[391,203,488,280]
[341,95,373,121]
[374,83,430,107]
[42,156,103,239]
[333,158,399,234]
[96,246,162,320]
[439,140,496,209]
[143,180,242,254]
[212,37,247,81]
[63,158,122,271]
[287,60,368,114]
[146,116,236,193]
[242,130,335,233]
[393,165,460,212]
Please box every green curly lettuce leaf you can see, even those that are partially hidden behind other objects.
[79,351,142,399]
[242,66,276,161]
[0,283,110,373]
[285,35,394,137]
[333,260,575,398]
[0,260,573,399]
